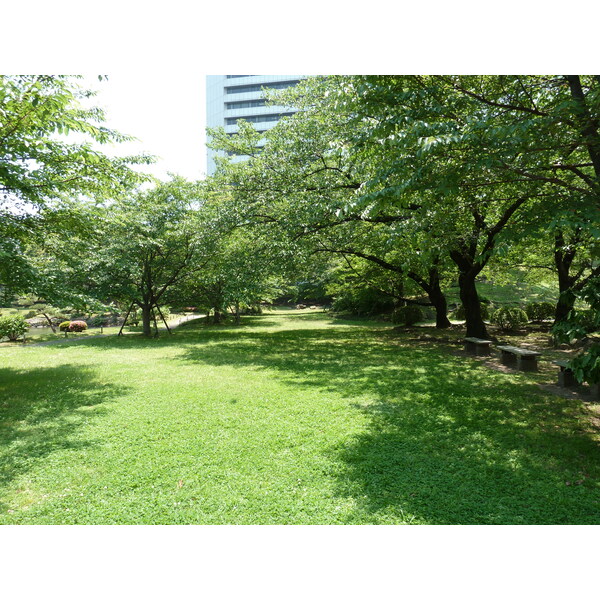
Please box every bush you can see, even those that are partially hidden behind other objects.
[392,305,423,326]
[90,315,109,327]
[455,303,490,321]
[491,307,528,330]
[68,320,88,333]
[24,310,38,319]
[331,287,395,316]
[0,315,29,341]
[525,301,555,322]
[59,321,71,332]
[571,308,599,334]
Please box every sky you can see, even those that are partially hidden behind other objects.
[83,74,207,181]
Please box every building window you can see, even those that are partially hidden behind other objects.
[225,80,300,95]
[225,99,267,110]
[225,112,295,126]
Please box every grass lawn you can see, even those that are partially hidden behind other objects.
[0,308,599,524]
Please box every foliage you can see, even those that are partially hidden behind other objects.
[0,314,29,341]
[553,278,600,383]
[491,307,529,330]
[455,303,490,321]
[525,301,556,322]
[89,315,109,327]
[68,320,88,332]
[331,286,395,316]
[0,75,154,301]
[392,305,424,326]
[569,346,600,386]
[58,321,71,332]
[69,177,228,336]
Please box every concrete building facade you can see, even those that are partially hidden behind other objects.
[205,75,302,175]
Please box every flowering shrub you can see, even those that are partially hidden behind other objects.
[0,315,29,341]
[68,320,88,333]
[59,321,71,332]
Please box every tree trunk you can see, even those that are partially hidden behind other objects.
[406,265,451,329]
[141,304,152,336]
[458,272,488,338]
[555,293,575,323]
[553,230,577,324]
[41,312,57,333]
[427,269,452,329]
[235,301,241,325]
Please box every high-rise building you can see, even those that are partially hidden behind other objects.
[205,75,302,175]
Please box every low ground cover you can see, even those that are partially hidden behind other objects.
[0,309,598,524]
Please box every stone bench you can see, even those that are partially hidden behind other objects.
[497,345,542,371]
[463,337,493,356]
[553,359,577,387]
[553,359,599,400]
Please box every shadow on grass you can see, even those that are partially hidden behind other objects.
[0,364,126,506]
[173,323,600,524]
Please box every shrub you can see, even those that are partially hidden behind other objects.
[491,307,528,330]
[331,287,395,316]
[59,321,71,332]
[68,320,88,333]
[392,305,423,326]
[0,315,29,341]
[525,301,555,322]
[24,310,38,319]
[90,315,109,327]
[454,303,490,321]
[571,308,599,334]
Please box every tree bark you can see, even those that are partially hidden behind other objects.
[458,271,488,338]
[553,230,578,323]
[430,283,452,329]
[41,312,57,333]
[141,304,152,337]
[407,266,451,328]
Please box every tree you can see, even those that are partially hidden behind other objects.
[83,178,225,336]
[0,75,153,300]
[207,78,455,327]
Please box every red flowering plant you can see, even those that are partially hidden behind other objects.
[68,320,88,333]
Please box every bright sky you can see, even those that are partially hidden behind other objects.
[83,74,207,182]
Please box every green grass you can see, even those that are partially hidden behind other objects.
[445,278,558,307]
[0,309,598,524]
